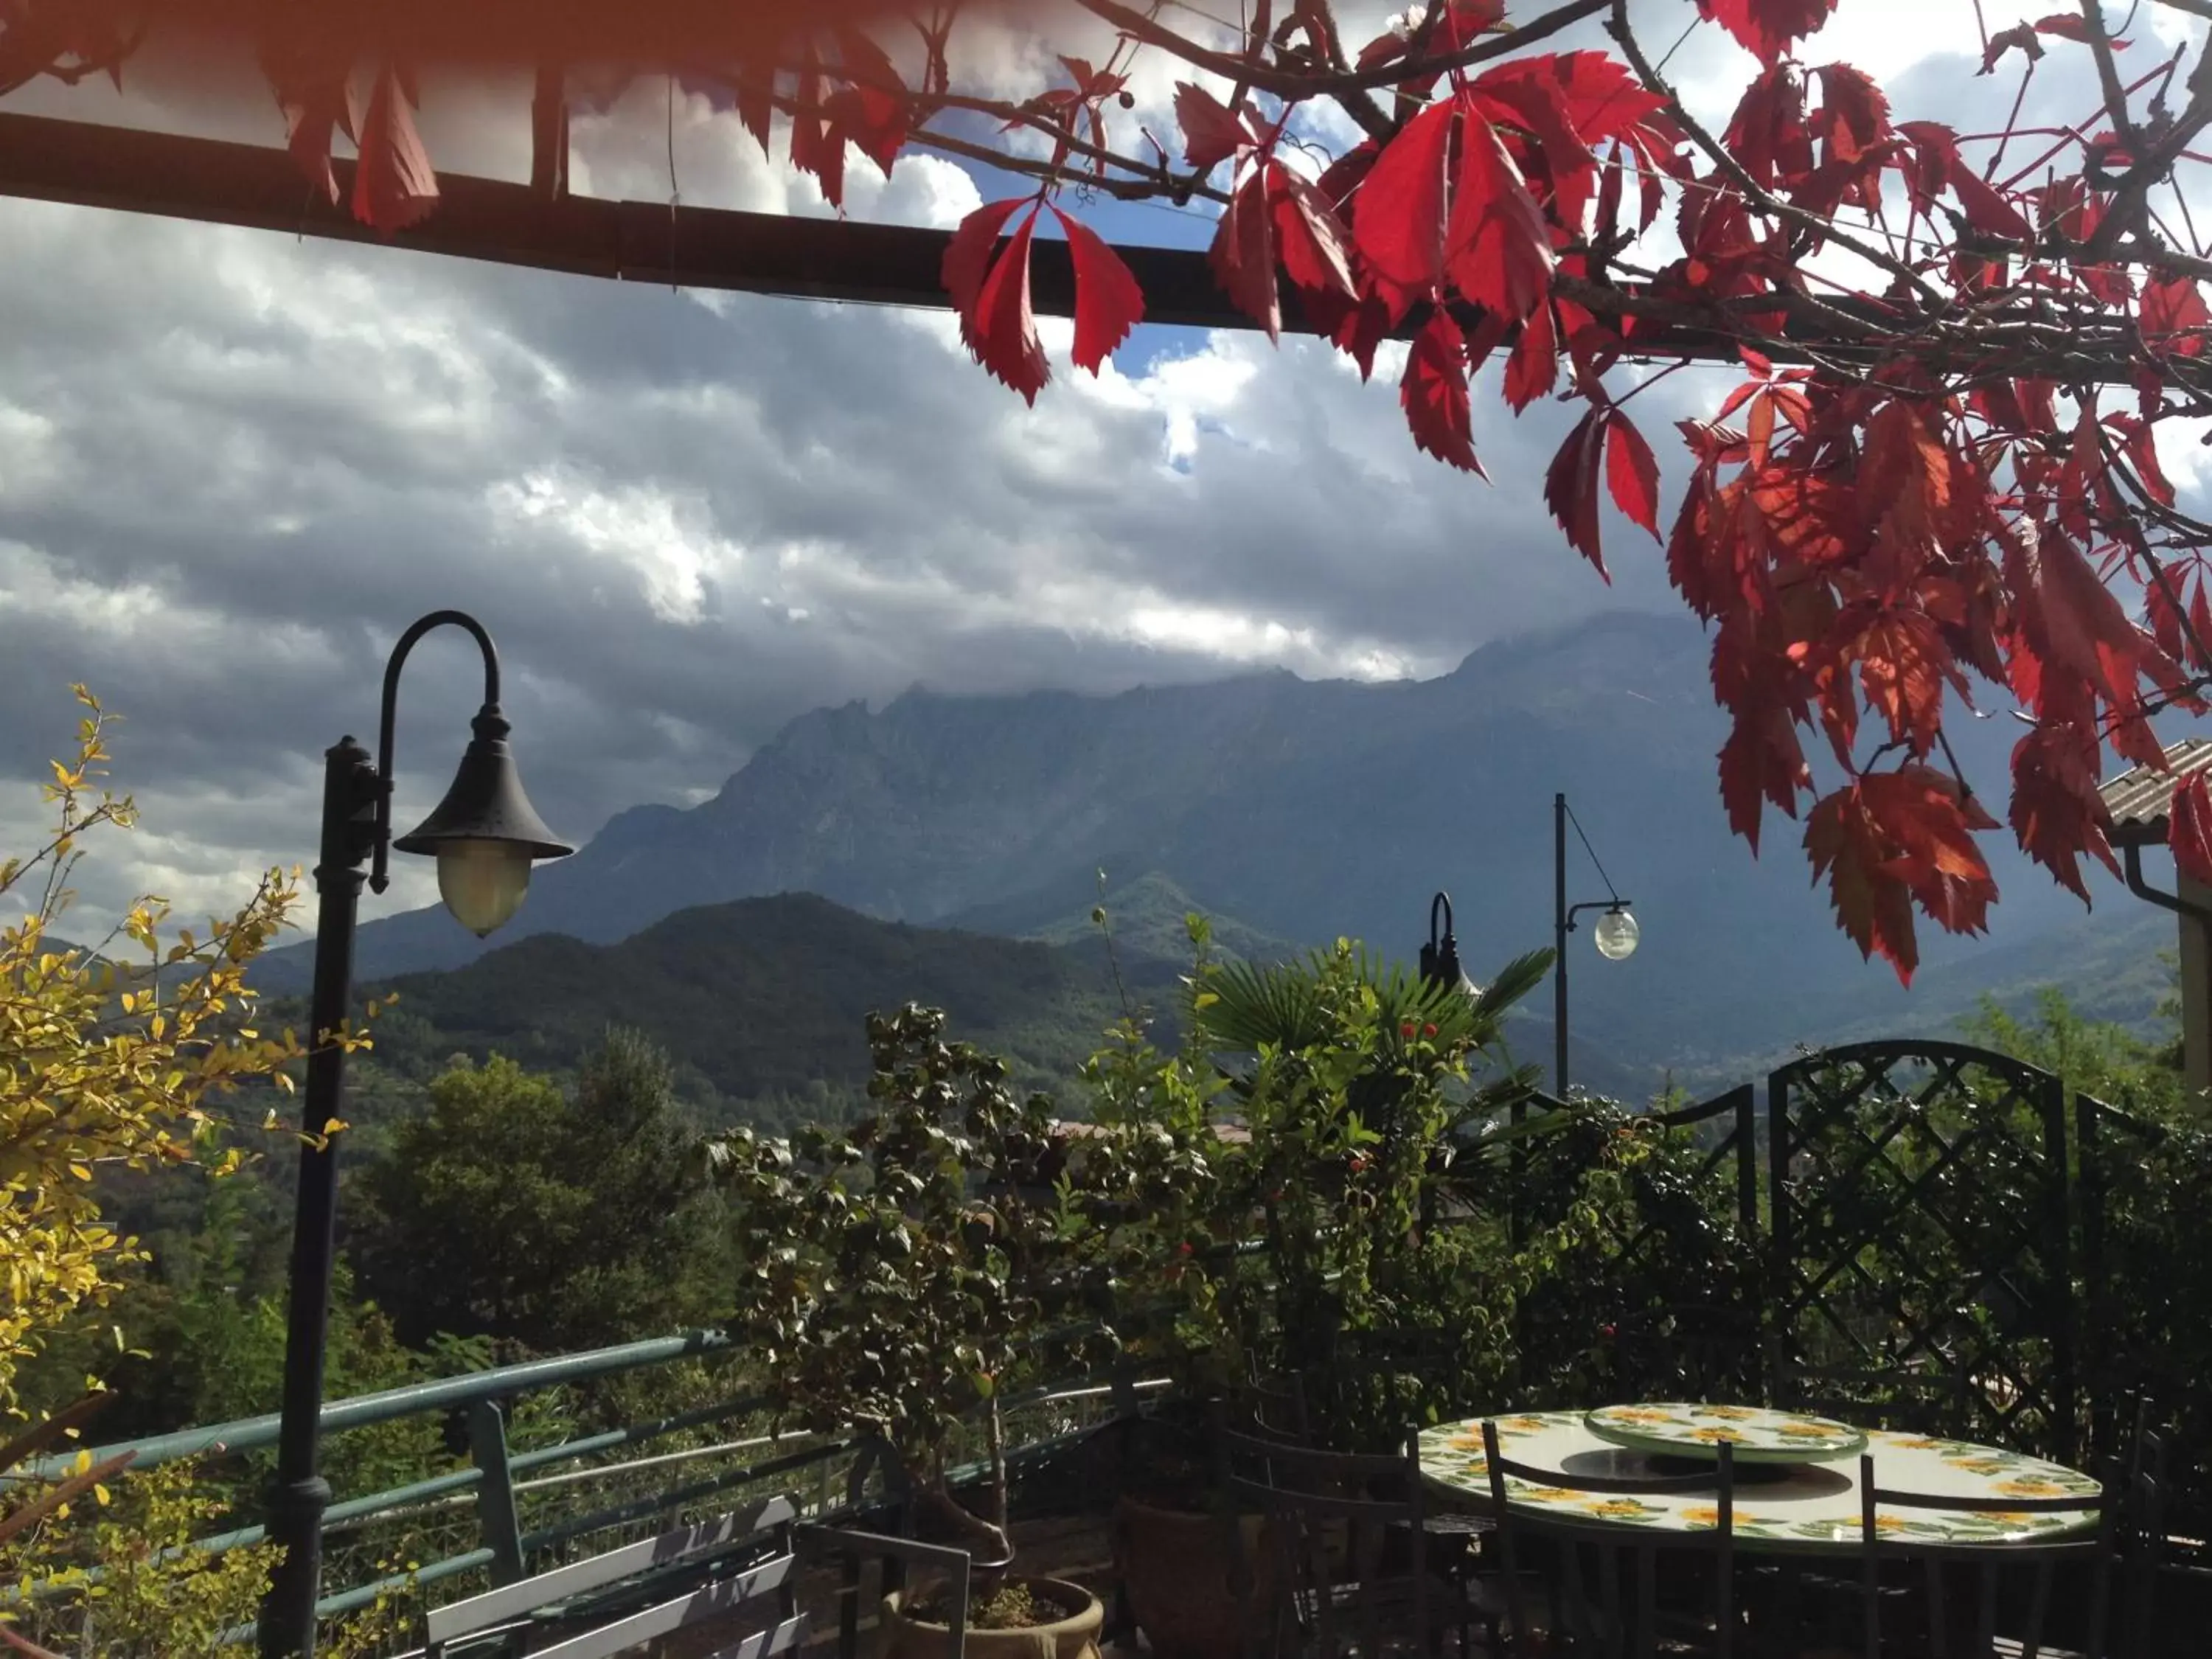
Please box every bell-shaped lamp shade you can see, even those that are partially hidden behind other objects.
[1593,906,1641,962]
[392,711,573,939]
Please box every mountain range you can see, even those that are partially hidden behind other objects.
[259,611,2183,1097]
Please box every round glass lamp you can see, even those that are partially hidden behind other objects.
[1593,906,1640,961]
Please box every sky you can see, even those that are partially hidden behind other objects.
[0,0,2202,940]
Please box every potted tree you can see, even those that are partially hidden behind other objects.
[1077,931,1565,1657]
[708,1004,1103,1659]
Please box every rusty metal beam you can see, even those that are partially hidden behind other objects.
[0,108,1762,360]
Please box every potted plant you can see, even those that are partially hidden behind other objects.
[1075,929,1565,1655]
[708,1004,1104,1659]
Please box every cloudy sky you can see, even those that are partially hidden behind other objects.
[0,0,2200,939]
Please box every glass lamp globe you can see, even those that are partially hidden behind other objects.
[1593,907,1640,962]
[434,838,536,937]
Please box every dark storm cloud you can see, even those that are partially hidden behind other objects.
[0,79,1694,931]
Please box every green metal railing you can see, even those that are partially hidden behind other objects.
[15,1324,1160,1638]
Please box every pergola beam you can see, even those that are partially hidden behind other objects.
[0,109,1775,362]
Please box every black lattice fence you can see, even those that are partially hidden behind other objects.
[1765,1043,2076,1461]
[1507,1085,1764,1411]
[2079,1096,2212,1541]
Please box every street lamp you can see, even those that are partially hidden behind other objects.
[1418,890,1479,1000]
[1553,791,1638,1099]
[259,611,571,1658]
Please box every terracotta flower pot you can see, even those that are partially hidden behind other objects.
[1113,1498,1273,1659]
[880,1575,1102,1659]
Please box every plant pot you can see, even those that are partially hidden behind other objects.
[1113,1498,1273,1659]
[882,1574,1102,1659]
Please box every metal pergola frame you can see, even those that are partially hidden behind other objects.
[0,108,1775,363]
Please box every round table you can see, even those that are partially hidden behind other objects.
[1417,1409,2101,1551]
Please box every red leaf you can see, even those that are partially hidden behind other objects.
[1806,782,1922,979]
[1699,0,1840,67]
[1175,82,1254,173]
[352,63,437,233]
[1273,168,1357,302]
[1980,21,2045,73]
[944,198,1029,332]
[790,49,846,208]
[265,41,360,204]
[1209,170,1279,339]
[2176,775,2212,888]
[1848,608,1955,753]
[1951,166,2034,243]
[1051,205,1145,374]
[737,74,774,158]
[1604,411,1662,540]
[2035,13,2128,46]
[2142,276,2211,357]
[1503,296,1558,411]
[1444,109,1556,320]
[1546,408,1610,577]
[2009,722,2117,901]
[1354,98,1455,297]
[1814,63,1890,164]
[1401,310,1485,476]
[972,206,1048,404]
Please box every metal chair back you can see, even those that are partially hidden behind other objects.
[1855,1453,2112,1659]
[1217,1426,1436,1659]
[423,1494,804,1659]
[1482,1419,1739,1659]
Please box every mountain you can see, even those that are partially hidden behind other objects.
[354,893,1149,1123]
[260,611,2174,1086]
[341,890,1655,1124]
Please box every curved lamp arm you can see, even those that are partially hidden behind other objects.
[371,610,501,895]
[1429,890,1454,953]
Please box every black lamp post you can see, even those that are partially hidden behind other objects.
[1552,791,1638,1099]
[258,611,571,1659]
[1419,891,1470,993]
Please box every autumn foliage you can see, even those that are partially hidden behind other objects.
[10,0,2212,978]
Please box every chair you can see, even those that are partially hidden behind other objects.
[1481,1419,1742,1659]
[423,1494,809,1658]
[1217,1425,1500,1659]
[420,1495,968,1659]
[1851,1453,2112,1659]
[795,1520,975,1659]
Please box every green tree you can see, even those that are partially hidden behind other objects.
[352,1029,729,1354]
[1958,987,2193,1124]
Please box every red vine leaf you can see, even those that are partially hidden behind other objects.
[1353,98,1455,301]
[1699,0,1840,68]
[1051,205,1146,374]
[2174,775,2212,888]
[945,199,1048,403]
[1175,82,1254,173]
[1604,411,1662,540]
[2009,723,2117,901]
[1401,310,1485,476]
[1210,170,1280,338]
[1273,169,1357,302]
[353,62,437,233]
[1444,108,1556,320]
[1546,408,1610,578]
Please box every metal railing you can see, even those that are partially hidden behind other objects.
[13,1323,1163,1640]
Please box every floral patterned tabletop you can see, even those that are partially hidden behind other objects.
[1585,1402,1866,1463]
[1418,1410,2102,1551]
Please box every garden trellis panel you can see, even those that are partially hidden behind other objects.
[1764,1042,2076,1464]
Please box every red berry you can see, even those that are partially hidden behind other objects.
[1399,1020,1417,1039]
[1423,1022,1439,1037]
[1177,1241,1194,1256]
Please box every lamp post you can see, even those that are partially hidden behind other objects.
[1419,890,1478,998]
[258,611,571,1659]
[1552,791,1638,1099]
